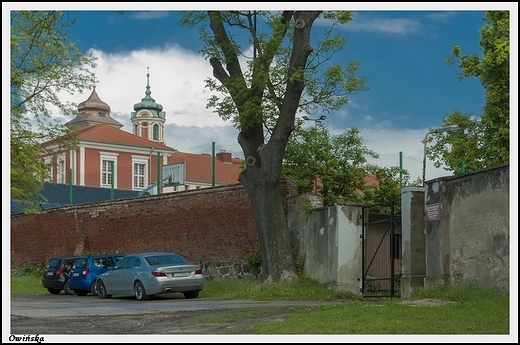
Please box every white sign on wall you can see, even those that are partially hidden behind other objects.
[426,203,441,222]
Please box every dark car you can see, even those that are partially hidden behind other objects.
[42,255,86,295]
[68,254,125,296]
[96,252,204,301]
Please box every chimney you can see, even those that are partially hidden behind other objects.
[216,151,232,163]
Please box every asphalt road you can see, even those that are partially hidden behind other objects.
[9,293,345,338]
[10,293,341,318]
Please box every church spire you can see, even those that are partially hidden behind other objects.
[132,66,164,114]
[130,67,167,144]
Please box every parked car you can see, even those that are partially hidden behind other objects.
[96,252,204,301]
[42,255,87,295]
[68,254,125,296]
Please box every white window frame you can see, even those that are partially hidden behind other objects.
[57,154,66,184]
[100,152,118,188]
[44,157,52,182]
[131,156,148,190]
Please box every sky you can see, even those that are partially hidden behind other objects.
[3,3,518,183]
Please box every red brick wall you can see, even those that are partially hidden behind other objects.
[11,180,298,269]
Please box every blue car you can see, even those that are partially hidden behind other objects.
[69,254,124,296]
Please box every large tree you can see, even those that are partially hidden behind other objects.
[10,11,97,207]
[180,11,367,282]
[427,10,509,173]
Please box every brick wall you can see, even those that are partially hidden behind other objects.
[11,180,298,279]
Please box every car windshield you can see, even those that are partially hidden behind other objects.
[145,254,189,266]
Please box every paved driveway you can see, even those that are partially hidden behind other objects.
[11,293,341,318]
[9,293,345,337]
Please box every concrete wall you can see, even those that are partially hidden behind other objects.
[287,198,365,295]
[423,163,509,291]
[287,163,510,296]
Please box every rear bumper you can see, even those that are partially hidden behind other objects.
[68,279,89,291]
[146,276,204,295]
[41,279,65,290]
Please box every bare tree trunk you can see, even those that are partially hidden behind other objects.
[240,165,298,282]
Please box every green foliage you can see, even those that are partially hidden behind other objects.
[283,124,411,205]
[426,110,485,173]
[244,249,262,274]
[436,10,509,173]
[363,165,411,203]
[179,10,366,138]
[10,11,97,204]
[294,257,306,278]
[20,264,46,278]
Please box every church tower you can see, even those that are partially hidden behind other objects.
[130,67,166,144]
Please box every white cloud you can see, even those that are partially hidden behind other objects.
[341,13,424,36]
[128,11,170,20]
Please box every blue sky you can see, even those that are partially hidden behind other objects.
[4,3,517,182]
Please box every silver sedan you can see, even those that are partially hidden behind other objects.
[96,252,204,301]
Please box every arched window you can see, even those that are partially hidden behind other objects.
[153,124,159,140]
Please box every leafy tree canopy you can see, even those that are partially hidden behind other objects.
[283,121,413,206]
[10,11,97,204]
[429,10,509,173]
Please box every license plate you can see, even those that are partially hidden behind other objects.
[47,271,53,276]
[173,272,190,277]
[73,272,79,277]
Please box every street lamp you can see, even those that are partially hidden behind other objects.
[302,115,326,127]
[422,125,460,185]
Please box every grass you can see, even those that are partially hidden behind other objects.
[199,275,359,301]
[11,266,511,336]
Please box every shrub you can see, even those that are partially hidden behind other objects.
[245,249,262,276]
[20,264,45,278]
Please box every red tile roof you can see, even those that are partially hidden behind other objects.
[168,151,243,185]
[75,123,175,151]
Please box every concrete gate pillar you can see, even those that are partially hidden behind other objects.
[400,187,426,299]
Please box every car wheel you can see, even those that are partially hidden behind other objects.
[134,281,150,301]
[47,288,61,294]
[63,281,75,295]
[75,290,88,296]
[97,280,112,299]
[183,290,200,299]
[90,281,98,296]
